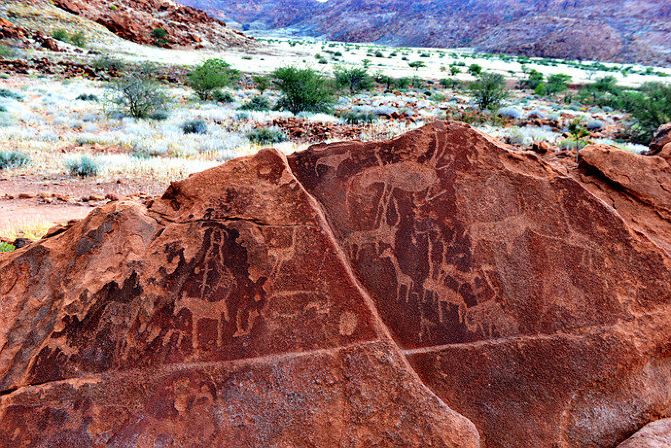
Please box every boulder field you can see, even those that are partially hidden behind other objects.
[0,121,669,447]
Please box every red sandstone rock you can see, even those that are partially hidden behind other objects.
[52,0,252,49]
[618,419,671,447]
[649,123,671,155]
[1,122,670,447]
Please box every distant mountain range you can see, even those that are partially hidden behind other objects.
[179,0,671,66]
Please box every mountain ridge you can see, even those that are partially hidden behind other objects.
[179,0,671,65]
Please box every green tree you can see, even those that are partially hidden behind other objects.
[544,74,572,95]
[469,72,508,110]
[468,64,483,76]
[272,66,335,114]
[408,61,426,71]
[188,59,240,100]
[107,70,170,119]
[450,65,461,76]
[334,66,373,94]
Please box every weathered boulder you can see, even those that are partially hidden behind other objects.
[0,147,477,447]
[1,122,670,447]
[289,122,671,447]
[649,123,671,156]
[618,419,671,448]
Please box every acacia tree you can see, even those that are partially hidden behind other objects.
[272,67,335,115]
[334,66,373,94]
[469,72,508,110]
[188,59,240,100]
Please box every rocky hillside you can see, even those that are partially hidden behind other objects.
[51,0,251,48]
[1,122,670,447]
[181,0,671,65]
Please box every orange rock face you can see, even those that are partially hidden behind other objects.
[1,122,670,447]
[52,0,251,48]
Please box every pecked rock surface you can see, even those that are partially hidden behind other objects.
[1,122,671,447]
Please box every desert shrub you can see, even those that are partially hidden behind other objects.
[51,28,69,42]
[521,69,544,90]
[188,59,240,100]
[69,31,86,48]
[52,29,86,47]
[107,73,170,119]
[586,119,605,130]
[0,45,18,58]
[151,28,169,46]
[621,82,671,144]
[0,89,23,101]
[0,151,30,170]
[247,127,288,145]
[93,55,126,73]
[212,89,234,103]
[76,93,99,101]
[498,106,522,120]
[252,75,272,93]
[469,72,508,110]
[339,110,377,124]
[0,242,15,253]
[537,74,572,96]
[374,51,384,57]
[66,155,99,177]
[181,119,208,135]
[272,66,335,114]
[0,105,5,113]
[149,110,170,121]
[334,66,373,94]
[468,64,483,76]
[239,95,271,111]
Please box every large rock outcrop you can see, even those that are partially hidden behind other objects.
[1,122,670,447]
[52,0,251,48]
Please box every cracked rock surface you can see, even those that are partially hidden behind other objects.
[1,122,670,447]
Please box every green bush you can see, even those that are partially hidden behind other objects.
[622,82,671,144]
[522,69,544,90]
[0,242,15,253]
[247,127,288,145]
[272,66,335,114]
[468,64,483,76]
[181,119,208,134]
[239,95,271,111]
[66,155,99,177]
[212,90,234,103]
[537,74,572,96]
[334,66,373,94]
[107,72,170,119]
[93,55,126,73]
[252,75,272,94]
[69,31,86,48]
[151,28,169,46]
[51,28,69,42]
[469,72,508,110]
[578,76,624,108]
[339,110,377,124]
[188,59,240,100]
[51,29,86,47]
[0,151,30,170]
